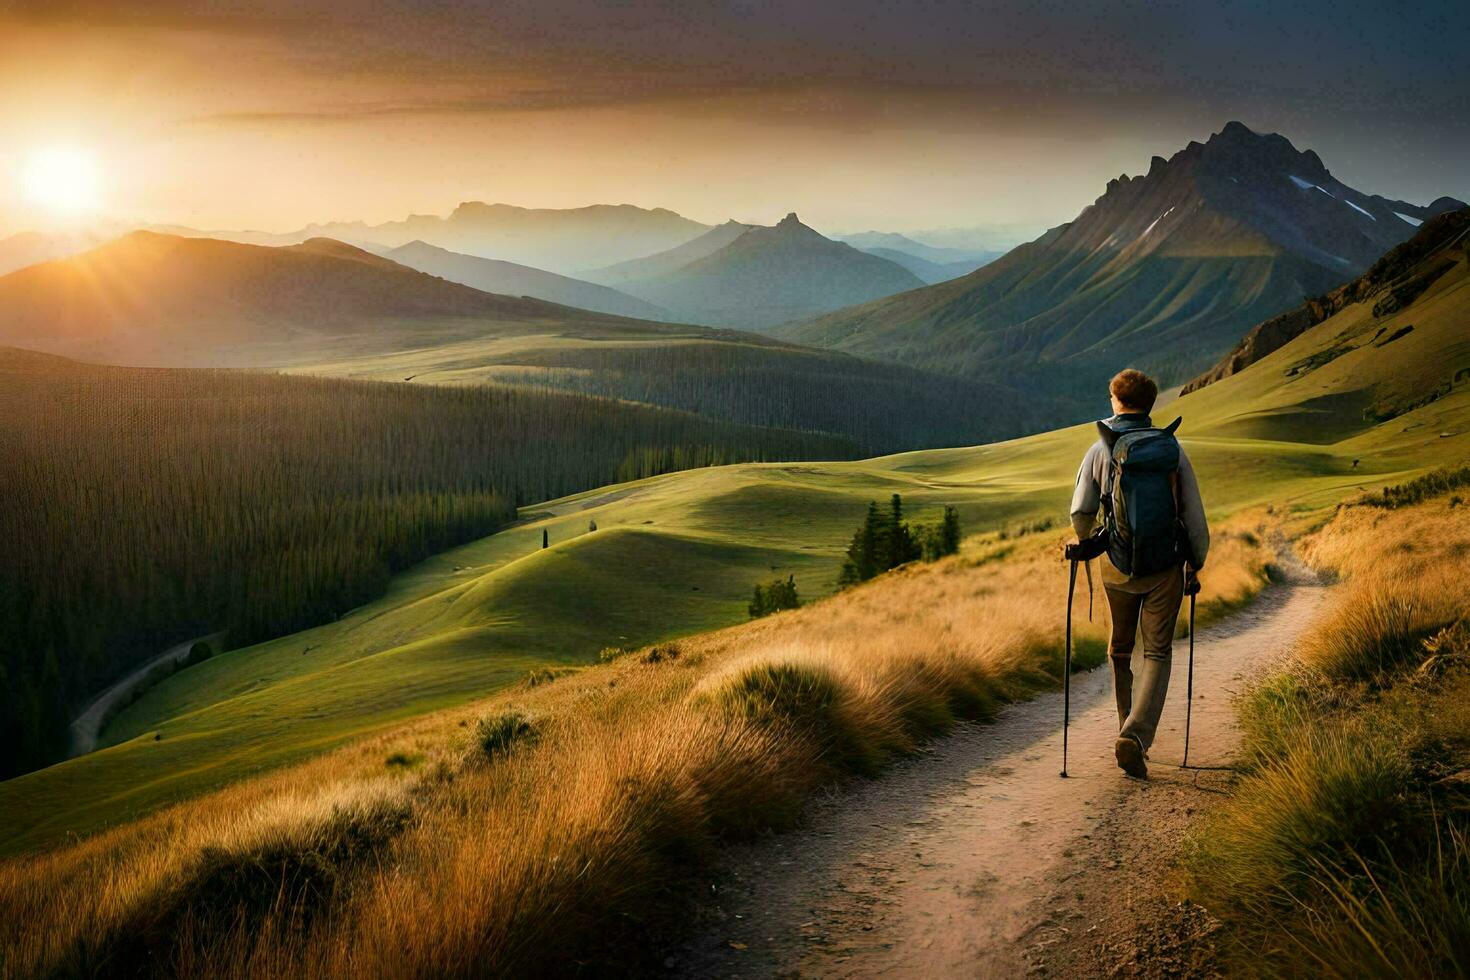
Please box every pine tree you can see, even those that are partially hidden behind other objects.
[542,529,549,549]
[940,505,961,556]
[748,583,766,618]
[886,493,921,568]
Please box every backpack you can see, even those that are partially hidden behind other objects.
[1097,418,1186,577]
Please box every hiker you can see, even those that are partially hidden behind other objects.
[1068,369,1209,779]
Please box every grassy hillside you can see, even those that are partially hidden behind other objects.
[5,220,1466,850]
[0,191,1468,977]
[0,350,852,779]
[0,502,1280,977]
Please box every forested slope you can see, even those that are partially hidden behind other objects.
[0,349,852,777]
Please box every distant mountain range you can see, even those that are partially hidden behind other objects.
[602,213,925,330]
[857,246,998,284]
[0,230,1046,451]
[838,231,1002,268]
[776,122,1467,405]
[0,212,998,325]
[383,240,669,321]
[290,202,710,273]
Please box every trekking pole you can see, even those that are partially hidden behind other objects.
[1061,558,1078,778]
[1182,570,1198,768]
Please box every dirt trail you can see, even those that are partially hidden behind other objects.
[68,631,225,757]
[672,560,1325,978]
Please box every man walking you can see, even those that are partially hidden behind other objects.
[1069,369,1209,779]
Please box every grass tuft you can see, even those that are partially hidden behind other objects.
[474,710,540,760]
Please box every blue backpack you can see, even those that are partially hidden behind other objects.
[1097,418,1186,577]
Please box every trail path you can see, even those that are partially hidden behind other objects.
[673,559,1325,978]
[68,631,225,757]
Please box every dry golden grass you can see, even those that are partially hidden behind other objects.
[1301,496,1470,681]
[1185,489,1470,978]
[0,523,1272,978]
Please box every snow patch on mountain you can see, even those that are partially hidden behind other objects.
[1344,199,1377,221]
[1395,212,1423,227]
[1140,206,1176,238]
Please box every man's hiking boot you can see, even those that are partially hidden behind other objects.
[1115,734,1148,779]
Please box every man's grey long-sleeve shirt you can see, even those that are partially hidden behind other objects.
[1069,414,1210,569]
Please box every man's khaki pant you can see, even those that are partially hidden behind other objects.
[1102,563,1185,752]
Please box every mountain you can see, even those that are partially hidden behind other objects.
[580,219,753,285]
[294,202,710,273]
[1183,207,1470,395]
[618,213,925,330]
[0,230,109,276]
[778,122,1467,406]
[859,246,996,284]
[839,231,999,266]
[0,231,635,366]
[385,240,669,320]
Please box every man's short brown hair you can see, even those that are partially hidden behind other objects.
[1110,369,1158,413]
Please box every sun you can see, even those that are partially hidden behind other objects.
[22,146,102,216]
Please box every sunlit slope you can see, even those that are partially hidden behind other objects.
[2,229,1465,853]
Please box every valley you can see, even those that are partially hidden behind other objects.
[3,203,1465,856]
[1,66,1467,974]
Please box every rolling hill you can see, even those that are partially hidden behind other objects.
[0,231,610,366]
[615,213,926,329]
[6,196,1467,856]
[778,122,1466,406]
[384,240,670,320]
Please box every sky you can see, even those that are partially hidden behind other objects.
[2,0,1467,243]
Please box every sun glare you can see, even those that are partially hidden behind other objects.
[22,146,102,216]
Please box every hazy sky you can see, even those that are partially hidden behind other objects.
[3,0,1467,241]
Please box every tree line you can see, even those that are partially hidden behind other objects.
[488,340,1040,453]
[0,351,855,777]
[838,495,961,586]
